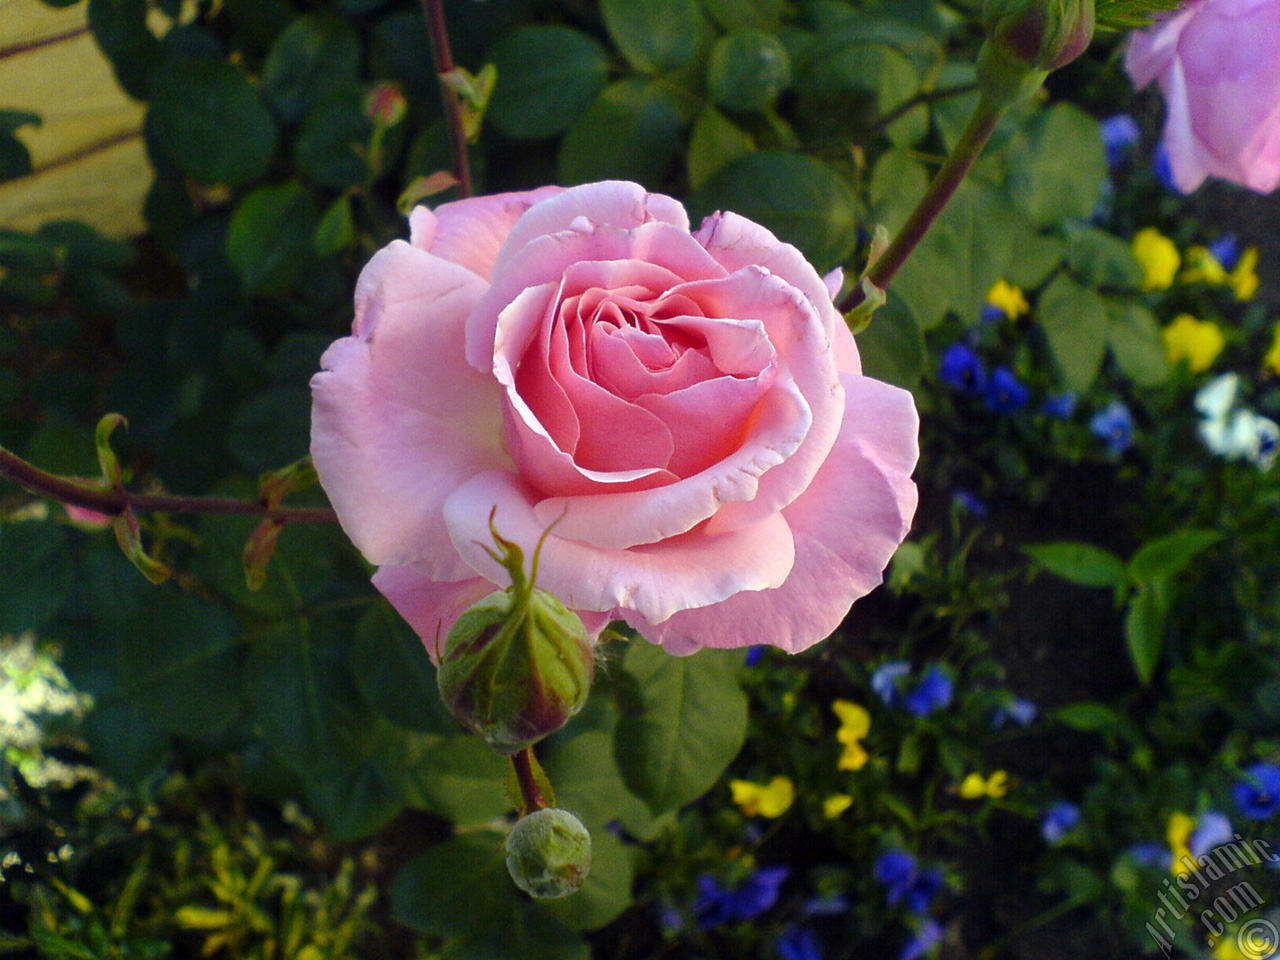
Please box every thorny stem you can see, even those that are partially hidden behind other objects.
[839,95,1006,313]
[0,445,338,523]
[419,0,474,199]
[512,747,548,814]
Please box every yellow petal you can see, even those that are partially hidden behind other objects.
[959,773,986,799]
[838,741,868,772]
[1133,228,1181,291]
[987,770,1009,798]
[832,700,870,738]
[985,279,1029,319]
[757,776,795,818]
[823,794,853,819]
[1162,313,1224,373]
[1265,325,1280,377]
[1231,247,1259,301]
[730,780,763,817]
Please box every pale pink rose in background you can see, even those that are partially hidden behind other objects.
[310,181,919,656]
[1125,0,1280,194]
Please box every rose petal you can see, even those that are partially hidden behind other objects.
[443,470,797,624]
[636,369,775,477]
[311,243,508,578]
[623,373,919,654]
[373,569,497,663]
[408,186,564,280]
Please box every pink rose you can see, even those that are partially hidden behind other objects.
[1126,0,1280,194]
[310,181,918,656]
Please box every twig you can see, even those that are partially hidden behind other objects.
[418,0,474,199]
[0,445,338,523]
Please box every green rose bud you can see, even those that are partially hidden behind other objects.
[437,512,594,754]
[505,808,592,899]
[977,0,1095,106]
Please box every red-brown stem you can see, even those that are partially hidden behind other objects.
[0,445,337,523]
[418,0,474,199]
[512,747,548,814]
[839,96,1006,313]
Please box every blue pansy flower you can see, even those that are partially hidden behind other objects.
[1041,802,1081,844]
[778,925,822,960]
[900,918,944,960]
[938,343,986,397]
[802,893,850,917]
[872,661,913,707]
[1235,763,1280,820]
[1128,841,1172,870]
[1189,811,1234,858]
[694,866,790,928]
[952,489,988,518]
[875,850,943,915]
[985,366,1030,414]
[1210,234,1241,271]
[744,646,766,667]
[1100,114,1140,167]
[1153,142,1184,194]
[1042,392,1077,420]
[902,667,953,718]
[1090,401,1135,455]
[991,697,1037,730]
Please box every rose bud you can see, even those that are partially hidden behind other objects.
[977,0,1095,106]
[436,512,593,754]
[505,808,592,899]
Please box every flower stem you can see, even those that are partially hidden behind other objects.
[0,445,338,523]
[512,747,548,814]
[419,0,474,199]
[839,95,1006,313]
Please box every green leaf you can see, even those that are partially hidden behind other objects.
[403,736,511,825]
[558,79,683,187]
[1106,299,1169,388]
[1125,581,1167,685]
[541,731,658,841]
[117,590,242,737]
[1066,225,1144,290]
[704,0,786,30]
[690,151,859,272]
[0,111,40,184]
[304,758,403,843]
[295,93,372,190]
[707,30,791,113]
[244,619,378,778]
[1007,103,1106,229]
[391,834,590,960]
[1036,273,1108,391]
[855,292,925,389]
[147,57,278,186]
[88,0,162,100]
[600,0,710,74]
[261,12,361,125]
[539,829,634,931]
[351,603,458,734]
[1053,702,1129,734]
[1126,530,1223,584]
[795,39,925,147]
[314,194,356,257]
[687,107,755,191]
[225,385,312,473]
[226,182,319,296]
[0,521,72,632]
[614,642,748,814]
[1024,541,1127,589]
[487,26,611,140]
[869,148,928,237]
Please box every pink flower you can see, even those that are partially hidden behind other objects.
[1126,0,1280,194]
[310,182,918,656]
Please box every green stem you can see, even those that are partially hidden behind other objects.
[511,748,548,814]
[839,95,1007,313]
[865,81,980,138]
[418,0,474,199]
[0,445,337,524]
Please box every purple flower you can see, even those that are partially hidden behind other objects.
[1128,842,1172,870]
[1189,812,1234,858]
[938,343,986,397]
[991,697,1037,730]
[900,919,944,960]
[1210,234,1241,271]
[1235,763,1280,821]
[1090,401,1135,455]
[778,925,822,960]
[952,489,988,518]
[744,646,766,667]
[1042,392,1077,420]
[875,850,943,915]
[1041,802,1081,844]
[695,866,790,928]
[1100,114,1141,167]
[902,667,953,718]
[985,366,1030,414]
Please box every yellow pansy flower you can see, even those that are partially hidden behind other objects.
[1213,936,1275,960]
[823,794,853,819]
[1264,325,1280,377]
[985,279,1030,319]
[1133,228,1181,291]
[958,770,1009,799]
[832,700,870,771]
[1167,811,1195,876]
[1178,245,1229,286]
[1162,313,1225,373]
[730,776,795,818]
[1230,247,1260,301]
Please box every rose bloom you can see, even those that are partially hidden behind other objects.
[1126,0,1280,194]
[311,181,918,656]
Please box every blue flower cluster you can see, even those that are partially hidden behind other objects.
[872,662,953,718]
[1235,763,1280,820]
[875,850,945,960]
[693,865,789,928]
[937,342,1081,424]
